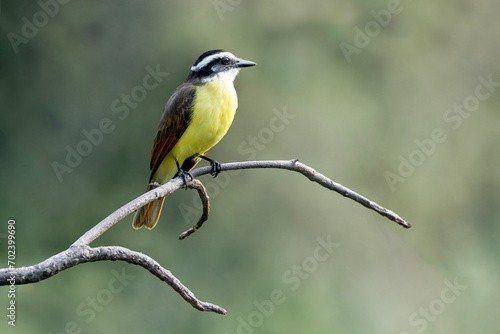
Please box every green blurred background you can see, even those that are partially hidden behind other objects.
[1,1,499,333]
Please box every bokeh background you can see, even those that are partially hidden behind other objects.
[1,1,499,333]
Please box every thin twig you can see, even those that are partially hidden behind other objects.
[179,179,210,240]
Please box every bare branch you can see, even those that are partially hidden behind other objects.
[71,178,186,246]
[0,159,409,315]
[0,245,226,314]
[188,159,411,229]
[73,159,409,247]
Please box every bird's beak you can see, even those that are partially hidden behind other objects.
[235,58,257,68]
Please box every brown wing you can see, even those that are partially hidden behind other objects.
[149,83,196,182]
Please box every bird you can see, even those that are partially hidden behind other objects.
[132,49,256,229]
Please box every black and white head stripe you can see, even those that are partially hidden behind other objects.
[186,50,256,83]
[190,50,235,72]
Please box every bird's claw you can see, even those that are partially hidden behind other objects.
[210,160,222,178]
[175,170,193,190]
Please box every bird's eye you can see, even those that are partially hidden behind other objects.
[221,57,230,65]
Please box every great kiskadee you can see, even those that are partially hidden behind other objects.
[132,50,256,229]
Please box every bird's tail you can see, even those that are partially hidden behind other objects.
[132,184,165,230]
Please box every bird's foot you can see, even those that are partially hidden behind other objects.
[209,160,221,178]
[175,169,193,190]
[199,156,221,178]
[174,159,193,189]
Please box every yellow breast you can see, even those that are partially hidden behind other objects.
[190,79,238,147]
[171,79,238,165]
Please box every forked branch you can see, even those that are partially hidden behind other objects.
[0,159,410,315]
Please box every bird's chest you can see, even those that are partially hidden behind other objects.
[191,80,238,146]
